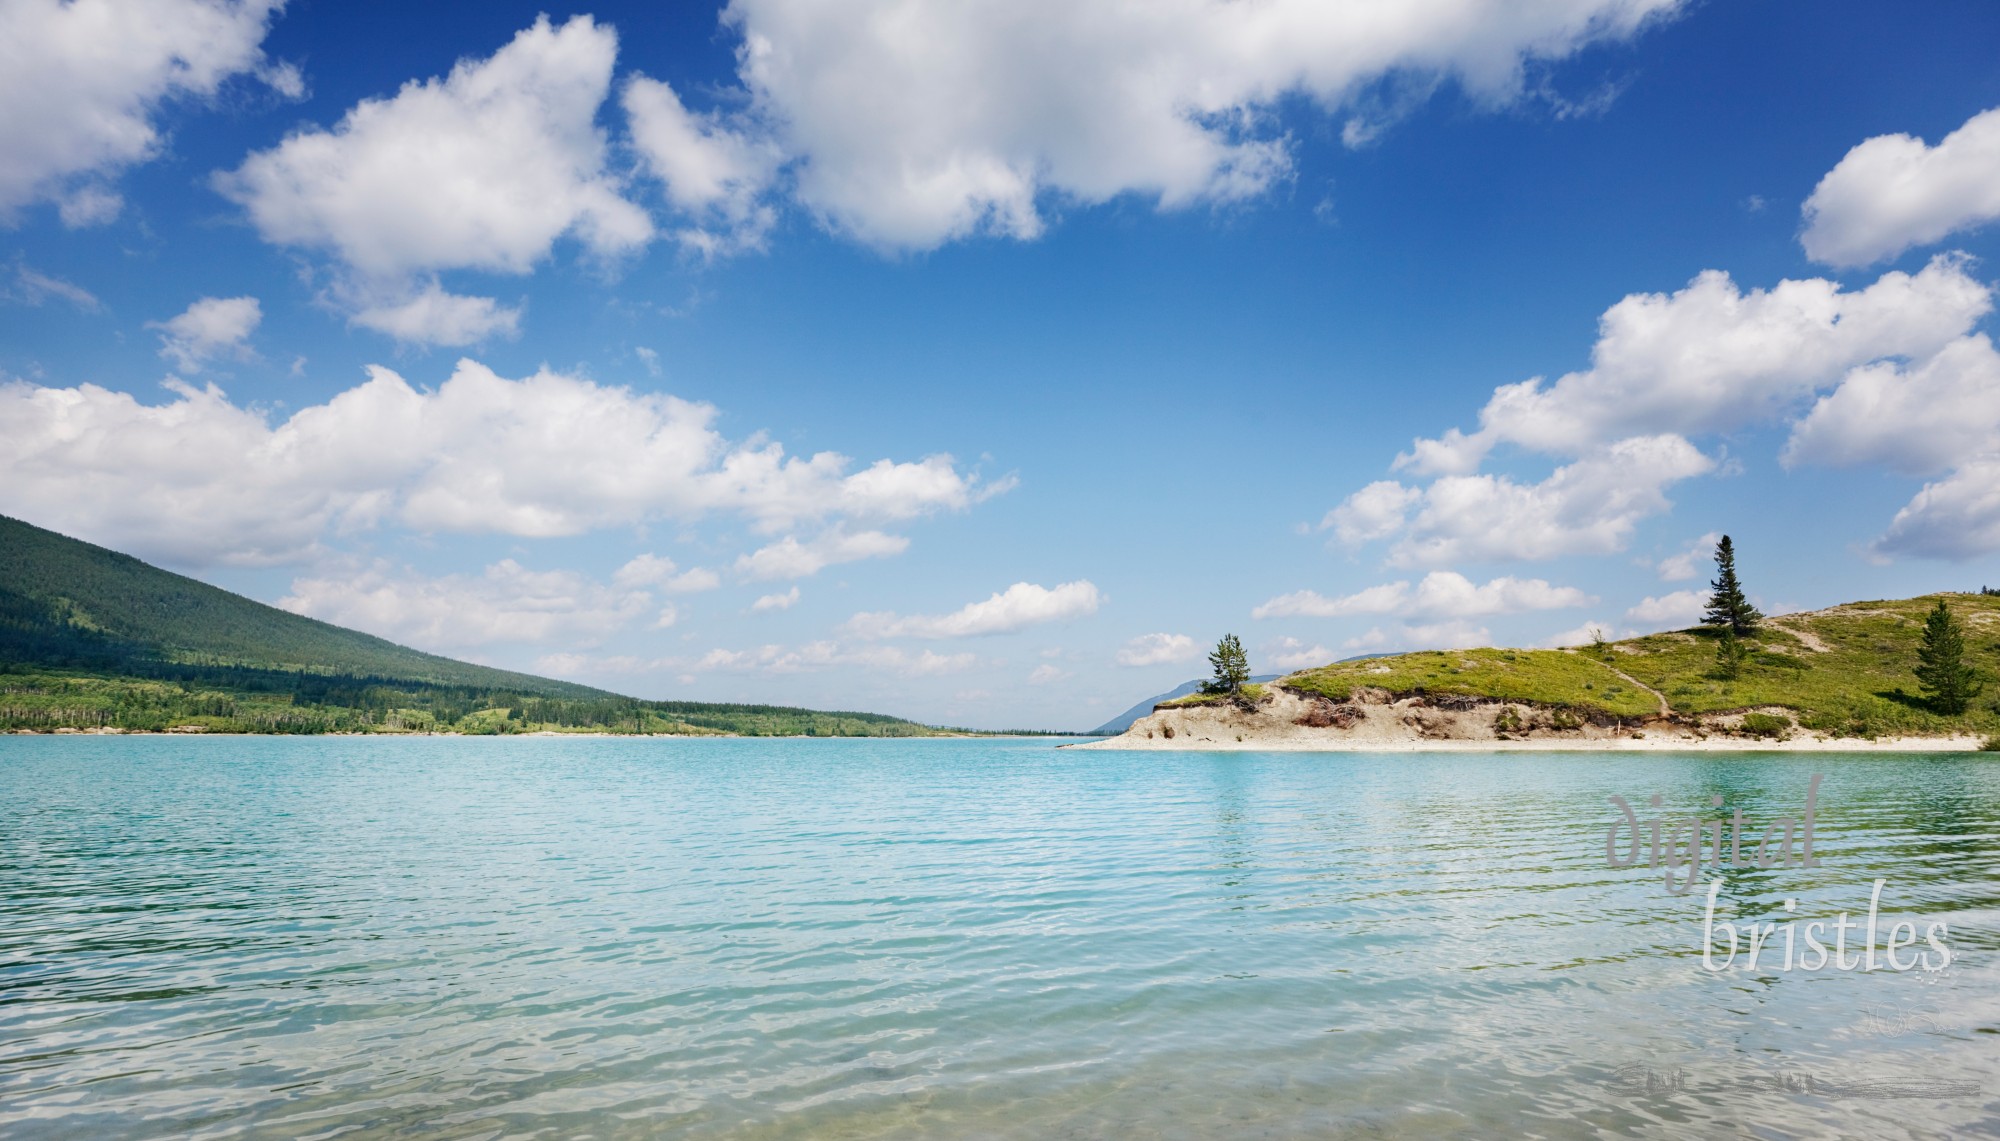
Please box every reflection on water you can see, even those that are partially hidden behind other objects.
[0,737,1995,1139]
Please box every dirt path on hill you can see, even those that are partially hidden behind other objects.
[1569,650,1671,717]
[1768,619,1830,652]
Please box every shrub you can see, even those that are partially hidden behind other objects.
[1713,629,1746,681]
[1740,712,1791,738]
[1982,736,2000,752]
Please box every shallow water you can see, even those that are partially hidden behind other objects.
[1,736,1995,1139]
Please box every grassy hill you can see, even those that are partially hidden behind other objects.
[1272,593,2000,739]
[0,514,953,737]
[0,514,604,695]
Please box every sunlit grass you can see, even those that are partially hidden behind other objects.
[1273,593,2000,736]
[1283,647,1659,718]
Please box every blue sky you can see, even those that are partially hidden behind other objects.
[6,0,2000,730]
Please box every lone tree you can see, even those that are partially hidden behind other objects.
[1702,535,1763,636]
[1205,634,1251,695]
[1915,598,1982,714]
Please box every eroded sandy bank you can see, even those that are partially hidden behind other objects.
[1064,684,1990,753]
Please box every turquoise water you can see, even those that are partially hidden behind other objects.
[1,737,1995,1139]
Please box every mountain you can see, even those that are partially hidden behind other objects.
[0,514,947,736]
[0,513,603,695]
[1090,654,1399,734]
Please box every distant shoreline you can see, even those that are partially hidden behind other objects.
[6,728,1073,740]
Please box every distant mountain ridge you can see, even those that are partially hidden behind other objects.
[0,514,948,736]
[1085,654,1448,735]
[1088,674,1283,736]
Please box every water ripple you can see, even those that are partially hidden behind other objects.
[1,738,1996,1138]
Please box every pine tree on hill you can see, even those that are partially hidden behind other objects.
[1702,535,1763,636]
[1914,598,1982,715]
[1205,634,1251,695]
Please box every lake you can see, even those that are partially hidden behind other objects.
[1,736,1995,1138]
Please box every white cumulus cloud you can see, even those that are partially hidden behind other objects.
[1777,327,2000,559]
[1802,105,2000,268]
[693,641,974,677]
[1625,589,1705,628]
[1396,255,1990,471]
[1404,571,1596,616]
[346,282,521,346]
[1345,620,1490,653]
[1253,581,1411,620]
[1654,531,1720,581]
[546,642,973,679]
[1327,256,2000,566]
[1115,632,1197,667]
[734,529,910,581]
[1265,636,1333,671]
[623,74,779,256]
[1783,333,2000,477]
[1871,456,2000,561]
[149,295,260,371]
[723,0,1683,249]
[1324,481,1422,545]
[0,0,290,224]
[751,585,800,612]
[215,16,650,344]
[1335,435,1715,566]
[1253,571,1592,619]
[0,358,999,567]
[279,558,653,652]
[612,553,719,593]
[1535,619,1619,649]
[847,580,1102,639]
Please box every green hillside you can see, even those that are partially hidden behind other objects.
[0,514,951,737]
[0,514,602,695]
[1277,592,2000,739]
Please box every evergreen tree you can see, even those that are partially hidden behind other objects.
[1914,599,1982,714]
[1702,535,1763,636]
[1206,634,1251,695]
[1713,628,1744,681]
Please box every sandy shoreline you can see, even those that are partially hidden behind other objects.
[1066,684,1993,753]
[11,727,1985,751]
[1064,734,1992,752]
